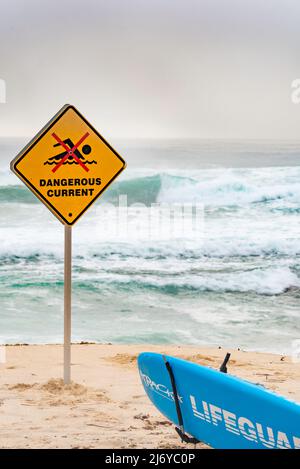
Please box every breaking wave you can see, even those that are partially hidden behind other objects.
[2,166,300,207]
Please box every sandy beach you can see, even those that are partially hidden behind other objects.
[0,343,299,449]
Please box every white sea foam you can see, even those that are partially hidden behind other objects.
[87,266,299,295]
[157,171,300,206]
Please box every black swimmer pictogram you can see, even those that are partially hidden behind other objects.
[44,134,97,173]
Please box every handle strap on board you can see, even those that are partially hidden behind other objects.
[163,356,200,446]
[219,352,231,373]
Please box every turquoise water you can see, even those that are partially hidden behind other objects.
[0,139,300,352]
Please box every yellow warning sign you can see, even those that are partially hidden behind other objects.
[10,104,126,225]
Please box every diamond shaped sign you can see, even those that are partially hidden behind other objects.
[10,104,126,225]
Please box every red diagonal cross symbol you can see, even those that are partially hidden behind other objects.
[51,132,90,173]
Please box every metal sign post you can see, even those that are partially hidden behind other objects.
[64,225,72,384]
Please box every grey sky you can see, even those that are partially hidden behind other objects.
[0,0,300,138]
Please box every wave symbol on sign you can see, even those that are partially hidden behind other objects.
[44,138,97,166]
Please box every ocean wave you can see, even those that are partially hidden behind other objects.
[0,185,37,203]
[2,167,300,207]
[0,236,300,260]
[157,173,300,207]
[7,266,298,296]
[98,266,300,295]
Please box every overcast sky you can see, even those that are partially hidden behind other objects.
[0,0,300,139]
